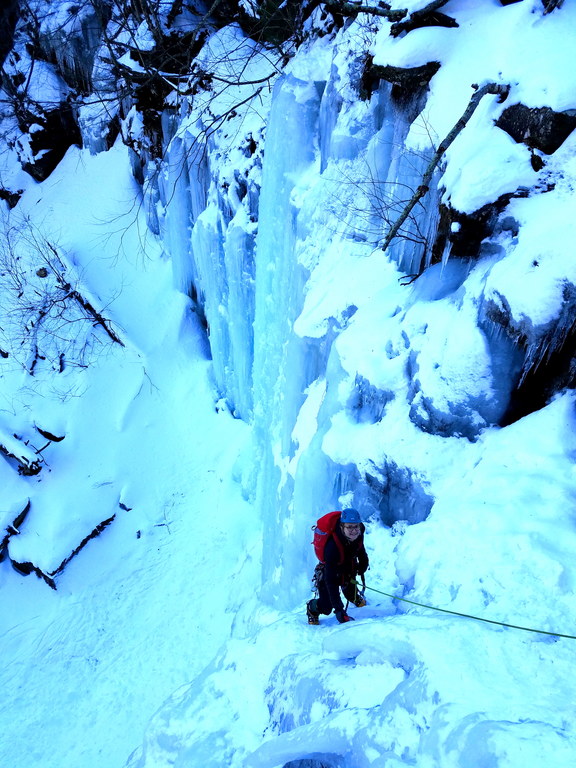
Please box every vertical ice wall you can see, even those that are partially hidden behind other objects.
[249,40,443,605]
[251,75,324,604]
[155,31,267,420]
[151,21,443,606]
[158,130,206,296]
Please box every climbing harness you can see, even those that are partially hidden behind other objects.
[352,579,576,641]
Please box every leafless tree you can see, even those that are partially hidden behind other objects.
[0,218,124,375]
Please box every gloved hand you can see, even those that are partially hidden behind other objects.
[335,610,354,623]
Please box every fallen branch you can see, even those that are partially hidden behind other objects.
[380,82,510,256]
[391,0,457,36]
[45,242,125,347]
[406,0,450,16]
[0,500,31,553]
[51,513,117,578]
[324,1,407,21]
[0,432,42,475]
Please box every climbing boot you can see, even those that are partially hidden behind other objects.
[306,599,320,625]
[352,593,367,608]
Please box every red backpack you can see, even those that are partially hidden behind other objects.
[312,511,345,564]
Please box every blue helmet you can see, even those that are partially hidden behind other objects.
[341,508,361,524]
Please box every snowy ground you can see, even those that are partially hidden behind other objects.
[0,143,259,768]
[124,389,576,768]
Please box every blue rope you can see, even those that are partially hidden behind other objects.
[353,580,576,640]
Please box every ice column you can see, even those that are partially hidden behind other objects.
[252,75,322,605]
[159,115,255,420]
[189,164,256,420]
[159,133,202,296]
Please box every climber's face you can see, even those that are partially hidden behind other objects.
[342,523,361,541]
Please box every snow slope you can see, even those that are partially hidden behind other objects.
[1,1,576,767]
[0,142,259,767]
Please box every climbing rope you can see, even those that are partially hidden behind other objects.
[352,580,576,640]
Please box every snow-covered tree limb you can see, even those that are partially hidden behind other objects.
[390,0,456,36]
[44,242,125,347]
[380,82,510,259]
[324,1,407,22]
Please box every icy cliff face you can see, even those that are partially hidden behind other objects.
[130,2,576,766]
[119,2,576,766]
[149,0,576,609]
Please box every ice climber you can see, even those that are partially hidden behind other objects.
[307,508,369,624]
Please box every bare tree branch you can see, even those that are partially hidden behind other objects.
[409,0,451,16]
[380,82,510,257]
[324,1,407,22]
[391,0,457,36]
[44,242,125,347]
